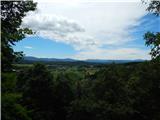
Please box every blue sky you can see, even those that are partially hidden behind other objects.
[13,0,160,60]
[14,36,77,58]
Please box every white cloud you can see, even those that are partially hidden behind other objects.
[22,13,85,37]
[22,12,101,50]
[24,46,33,49]
[22,1,150,59]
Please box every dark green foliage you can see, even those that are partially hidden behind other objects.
[17,63,76,120]
[146,0,160,16]
[144,32,160,60]
[21,63,55,120]
[53,73,74,120]
[130,61,160,120]
[2,73,17,93]
[66,62,160,120]
[1,1,37,72]
[143,0,160,61]
[67,99,97,120]
[2,93,31,120]
[3,61,160,120]
[70,65,134,120]
[1,73,31,120]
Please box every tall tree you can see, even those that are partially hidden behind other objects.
[1,1,37,72]
[1,1,37,120]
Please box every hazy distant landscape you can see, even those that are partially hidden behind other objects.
[20,56,145,63]
[2,1,160,120]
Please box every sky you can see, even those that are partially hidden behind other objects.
[13,0,160,60]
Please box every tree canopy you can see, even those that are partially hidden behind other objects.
[1,1,37,72]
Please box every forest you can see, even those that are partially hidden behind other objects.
[1,1,160,120]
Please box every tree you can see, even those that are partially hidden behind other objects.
[143,0,160,60]
[2,93,31,120]
[53,73,74,120]
[144,32,160,60]
[21,63,56,120]
[1,1,37,72]
[128,62,160,120]
[1,73,31,120]
[1,1,37,119]
[146,0,160,16]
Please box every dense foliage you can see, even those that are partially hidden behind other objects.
[1,1,37,120]
[1,1,36,72]
[5,61,159,120]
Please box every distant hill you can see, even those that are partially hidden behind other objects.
[21,56,145,64]
[24,56,75,62]
[85,59,145,63]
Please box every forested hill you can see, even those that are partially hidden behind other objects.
[19,56,146,64]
